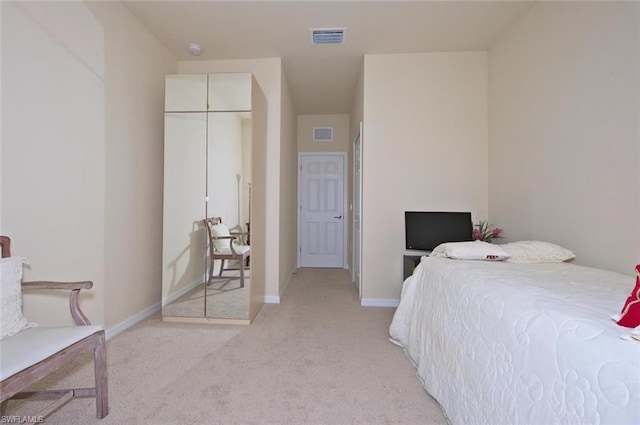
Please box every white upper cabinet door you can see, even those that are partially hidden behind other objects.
[165,74,208,112]
[208,73,252,111]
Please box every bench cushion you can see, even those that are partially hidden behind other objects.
[0,326,102,380]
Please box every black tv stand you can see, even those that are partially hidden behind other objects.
[403,254,427,280]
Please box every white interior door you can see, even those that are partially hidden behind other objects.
[299,154,345,268]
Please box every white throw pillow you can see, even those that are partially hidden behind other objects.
[210,223,233,252]
[500,240,575,263]
[430,240,510,261]
[1,257,36,340]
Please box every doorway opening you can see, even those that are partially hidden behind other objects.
[297,153,347,269]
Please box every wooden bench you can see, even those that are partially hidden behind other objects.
[0,236,108,419]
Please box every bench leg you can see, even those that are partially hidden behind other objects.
[94,331,109,418]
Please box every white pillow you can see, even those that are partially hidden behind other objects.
[210,223,234,252]
[500,240,575,263]
[1,257,36,340]
[430,240,510,261]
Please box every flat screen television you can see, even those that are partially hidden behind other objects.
[405,211,473,251]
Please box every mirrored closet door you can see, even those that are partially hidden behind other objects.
[161,73,265,324]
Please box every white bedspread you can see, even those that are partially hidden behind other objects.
[389,257,640,425]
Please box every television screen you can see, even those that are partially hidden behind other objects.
[405,211,473,251]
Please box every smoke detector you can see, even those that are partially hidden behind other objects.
[187,43,202,56]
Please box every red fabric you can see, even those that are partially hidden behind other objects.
[616,265,640,328]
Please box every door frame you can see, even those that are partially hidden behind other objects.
[352,122,363,298]
[297,152,348,269]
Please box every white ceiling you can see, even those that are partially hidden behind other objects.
[122,1,534,114]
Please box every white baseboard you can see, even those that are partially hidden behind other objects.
[106,279,203,340]
[106,301,160,340]
[361,298,399,308]
[263,266,298,304]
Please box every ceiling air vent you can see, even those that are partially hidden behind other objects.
[311,28,345,45]
[313,127,334,142]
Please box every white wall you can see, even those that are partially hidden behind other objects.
[362,52,488,302]
[88,1,177,331]
[350,66,364,143]
[208,113,243,227]
[349,65,364,288]
[1,1,176,328]
[2,1,106,325]
[162,113,207,302]
[297,115,350,153]
[278,68,298,298]
[298,113,351,268]
[489,1,640,275]
[297,114,351,271]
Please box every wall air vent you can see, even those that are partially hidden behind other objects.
[313,127,334,142]
[311,28,345,45]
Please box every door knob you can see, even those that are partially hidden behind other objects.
[334,215,342,219]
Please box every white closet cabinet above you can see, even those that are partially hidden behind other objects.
[208,73,252,111]
[164,74,208,112]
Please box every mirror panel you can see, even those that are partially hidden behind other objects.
[205,112,252,319]
[161,112,207,318]
[162,72,258,323]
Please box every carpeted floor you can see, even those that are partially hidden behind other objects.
[5,268,448,425]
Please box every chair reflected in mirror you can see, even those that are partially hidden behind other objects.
[204,217,250,288]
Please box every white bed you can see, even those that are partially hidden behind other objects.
[389,256,640,425]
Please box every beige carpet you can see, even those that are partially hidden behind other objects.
[6,268,448,425]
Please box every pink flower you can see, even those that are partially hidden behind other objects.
[473,220,504,243]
